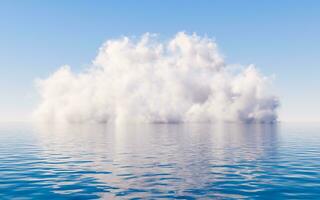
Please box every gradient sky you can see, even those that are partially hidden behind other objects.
[0,0,319,122]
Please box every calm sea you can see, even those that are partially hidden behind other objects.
[0,122,319,199]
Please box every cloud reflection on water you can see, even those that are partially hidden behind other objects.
[32,122,279,199]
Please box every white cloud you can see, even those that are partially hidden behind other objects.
[33,32,279,124]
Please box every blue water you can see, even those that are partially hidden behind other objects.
[0,123,320,199]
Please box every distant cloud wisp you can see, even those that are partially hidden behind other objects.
[34,32,279,124]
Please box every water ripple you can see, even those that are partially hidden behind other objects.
[0,123,320,199]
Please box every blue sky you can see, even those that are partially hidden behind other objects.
[0,1,319,122]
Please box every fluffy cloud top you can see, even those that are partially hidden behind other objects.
[34,32,278,124]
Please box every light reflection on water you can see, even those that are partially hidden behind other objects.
[0,123,319,199]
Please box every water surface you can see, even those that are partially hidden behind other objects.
[0,122,319,199]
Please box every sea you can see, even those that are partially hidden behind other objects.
[0,122,319,199]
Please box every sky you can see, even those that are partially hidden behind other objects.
[0,0,319,122]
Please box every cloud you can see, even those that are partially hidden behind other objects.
[33,32,279,124]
